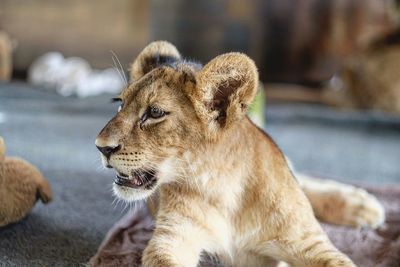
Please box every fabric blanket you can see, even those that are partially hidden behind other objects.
[89,186,400,267]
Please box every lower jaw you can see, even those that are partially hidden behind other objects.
[113,183,154,202]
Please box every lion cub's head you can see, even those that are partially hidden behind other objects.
[95,41,258,201]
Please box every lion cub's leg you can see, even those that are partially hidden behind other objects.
[297,173,385,228]
[142,213,210,267]
[263,228,355,267]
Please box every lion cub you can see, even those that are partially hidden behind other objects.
[96,41,384,266]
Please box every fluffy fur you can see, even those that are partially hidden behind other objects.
[0,137,52,227]
[96,41,385,266]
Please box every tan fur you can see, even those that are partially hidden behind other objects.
[0,137,52,227]
[96,41,384,266]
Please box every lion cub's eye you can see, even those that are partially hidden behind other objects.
[149,106,165,119]
[139,106,168,129]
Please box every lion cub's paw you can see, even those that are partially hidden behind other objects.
[300,175,385,229]
[339,187,385,229]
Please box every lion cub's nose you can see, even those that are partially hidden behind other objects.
[95,136,121,157]
[96,144,121,158]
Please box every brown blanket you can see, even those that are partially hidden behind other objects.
[89,186,400,267]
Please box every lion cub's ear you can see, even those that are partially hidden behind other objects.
[130,41,181,81]
[194,53,258,137]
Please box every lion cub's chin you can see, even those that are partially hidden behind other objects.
[113,184,155,202]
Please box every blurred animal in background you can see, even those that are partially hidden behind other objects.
[263,0,400,113]
[317,0,400,114]
[327,30,400,113]
[0,137,52,227]
[257,0,398,84]
[0,31,15,81]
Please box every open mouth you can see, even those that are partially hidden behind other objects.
[114,169,157,189]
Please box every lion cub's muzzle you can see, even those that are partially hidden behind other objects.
[115,169,157,190]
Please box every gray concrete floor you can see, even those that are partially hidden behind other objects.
[0,82,399,266]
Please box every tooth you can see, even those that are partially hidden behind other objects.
[133,177,142,186]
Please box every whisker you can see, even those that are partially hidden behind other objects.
[109,57,124,85]
[110,50,128,86]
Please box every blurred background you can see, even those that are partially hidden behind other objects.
[2,0,400,106]
[1,0,400,266]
